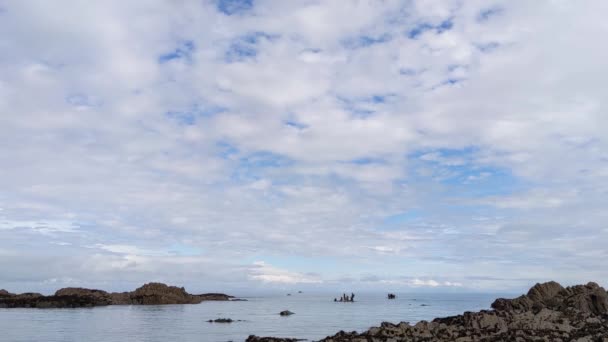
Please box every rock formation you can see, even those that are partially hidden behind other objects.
[246,337,304,342]
[0,282,233,308]
[248,281,608,342]
[280,310,295,316]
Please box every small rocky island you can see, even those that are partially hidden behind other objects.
[0,282,233,308]
[247,281,608,341]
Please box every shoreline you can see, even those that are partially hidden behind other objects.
[247,281,608,342]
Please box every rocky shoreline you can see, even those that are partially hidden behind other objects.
[0,282,233,308]
[247,281,608,342]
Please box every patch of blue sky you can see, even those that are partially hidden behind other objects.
[383,210,424,226]
[66,93,101,108]
[337,94,393,118]
[410,147,524,197]
[342,33,392,49]
[168,244,201,256]
[216,0,254,16]
[216,141,239,159]
[408,19,453,39]
[165,104,226,126]
[228,151,294,183]
[158,40,195,64]
[225,32,277,63]
[399,68,418,76]
[476,42,500,53]
[284,120,308,130]
[239,151,293,168]
[477,7,503,22]
[348,157,387,165]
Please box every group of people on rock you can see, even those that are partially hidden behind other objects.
[334,293,355,302]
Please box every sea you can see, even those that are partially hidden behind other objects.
[0,292,507,342]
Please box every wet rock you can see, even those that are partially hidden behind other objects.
[195,293,233,301]
[208,318,233,323]
[0,283,233,308]
[0,290,110,309]
[245,336,304,342]
[279,310,294,316]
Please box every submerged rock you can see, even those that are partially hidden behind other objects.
[207,318,233,323]
[246,336,304,342]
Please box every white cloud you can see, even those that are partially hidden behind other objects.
[0,0,607,292]
[249,261,322,284]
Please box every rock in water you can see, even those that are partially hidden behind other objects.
[130,282,197,305]
[279,310,294,316]
[208,318,233,323]
[246,336,303,342]
[0,282,233,308]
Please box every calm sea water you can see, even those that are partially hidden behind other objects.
[0,292,504,342]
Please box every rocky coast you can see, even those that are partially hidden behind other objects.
[247,281,608,342]
[0,282,233,308]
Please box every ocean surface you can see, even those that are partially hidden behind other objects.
[0,292,506,342]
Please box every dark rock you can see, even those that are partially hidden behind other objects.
[246,336,304,342]
[0,283,233,308]
[208,318,233,323]
[129,282,197,305]
[279,310,294,316]
[0,289,15,298]
[0,290,110,309]
[231,298,248,301]
[195,293,234,301]
[108,291,132,305]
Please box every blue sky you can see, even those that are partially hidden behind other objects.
[0,0,607,294]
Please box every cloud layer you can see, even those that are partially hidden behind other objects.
[1,0,607,293]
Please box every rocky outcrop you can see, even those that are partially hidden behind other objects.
[0,289,15,298]
[129,282,199,305]
[249,281,608,342]
[196,293,234,301]
[0,282,233,308]
[0,290,110,309]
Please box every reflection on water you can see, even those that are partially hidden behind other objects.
[0,292,501,342]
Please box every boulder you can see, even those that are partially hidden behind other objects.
[279,310,294,316]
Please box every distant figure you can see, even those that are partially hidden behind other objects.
[334,298,337,302]
[350,293,355,302]
[388,293,396,299]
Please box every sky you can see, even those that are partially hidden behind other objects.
[0,0,607,295]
